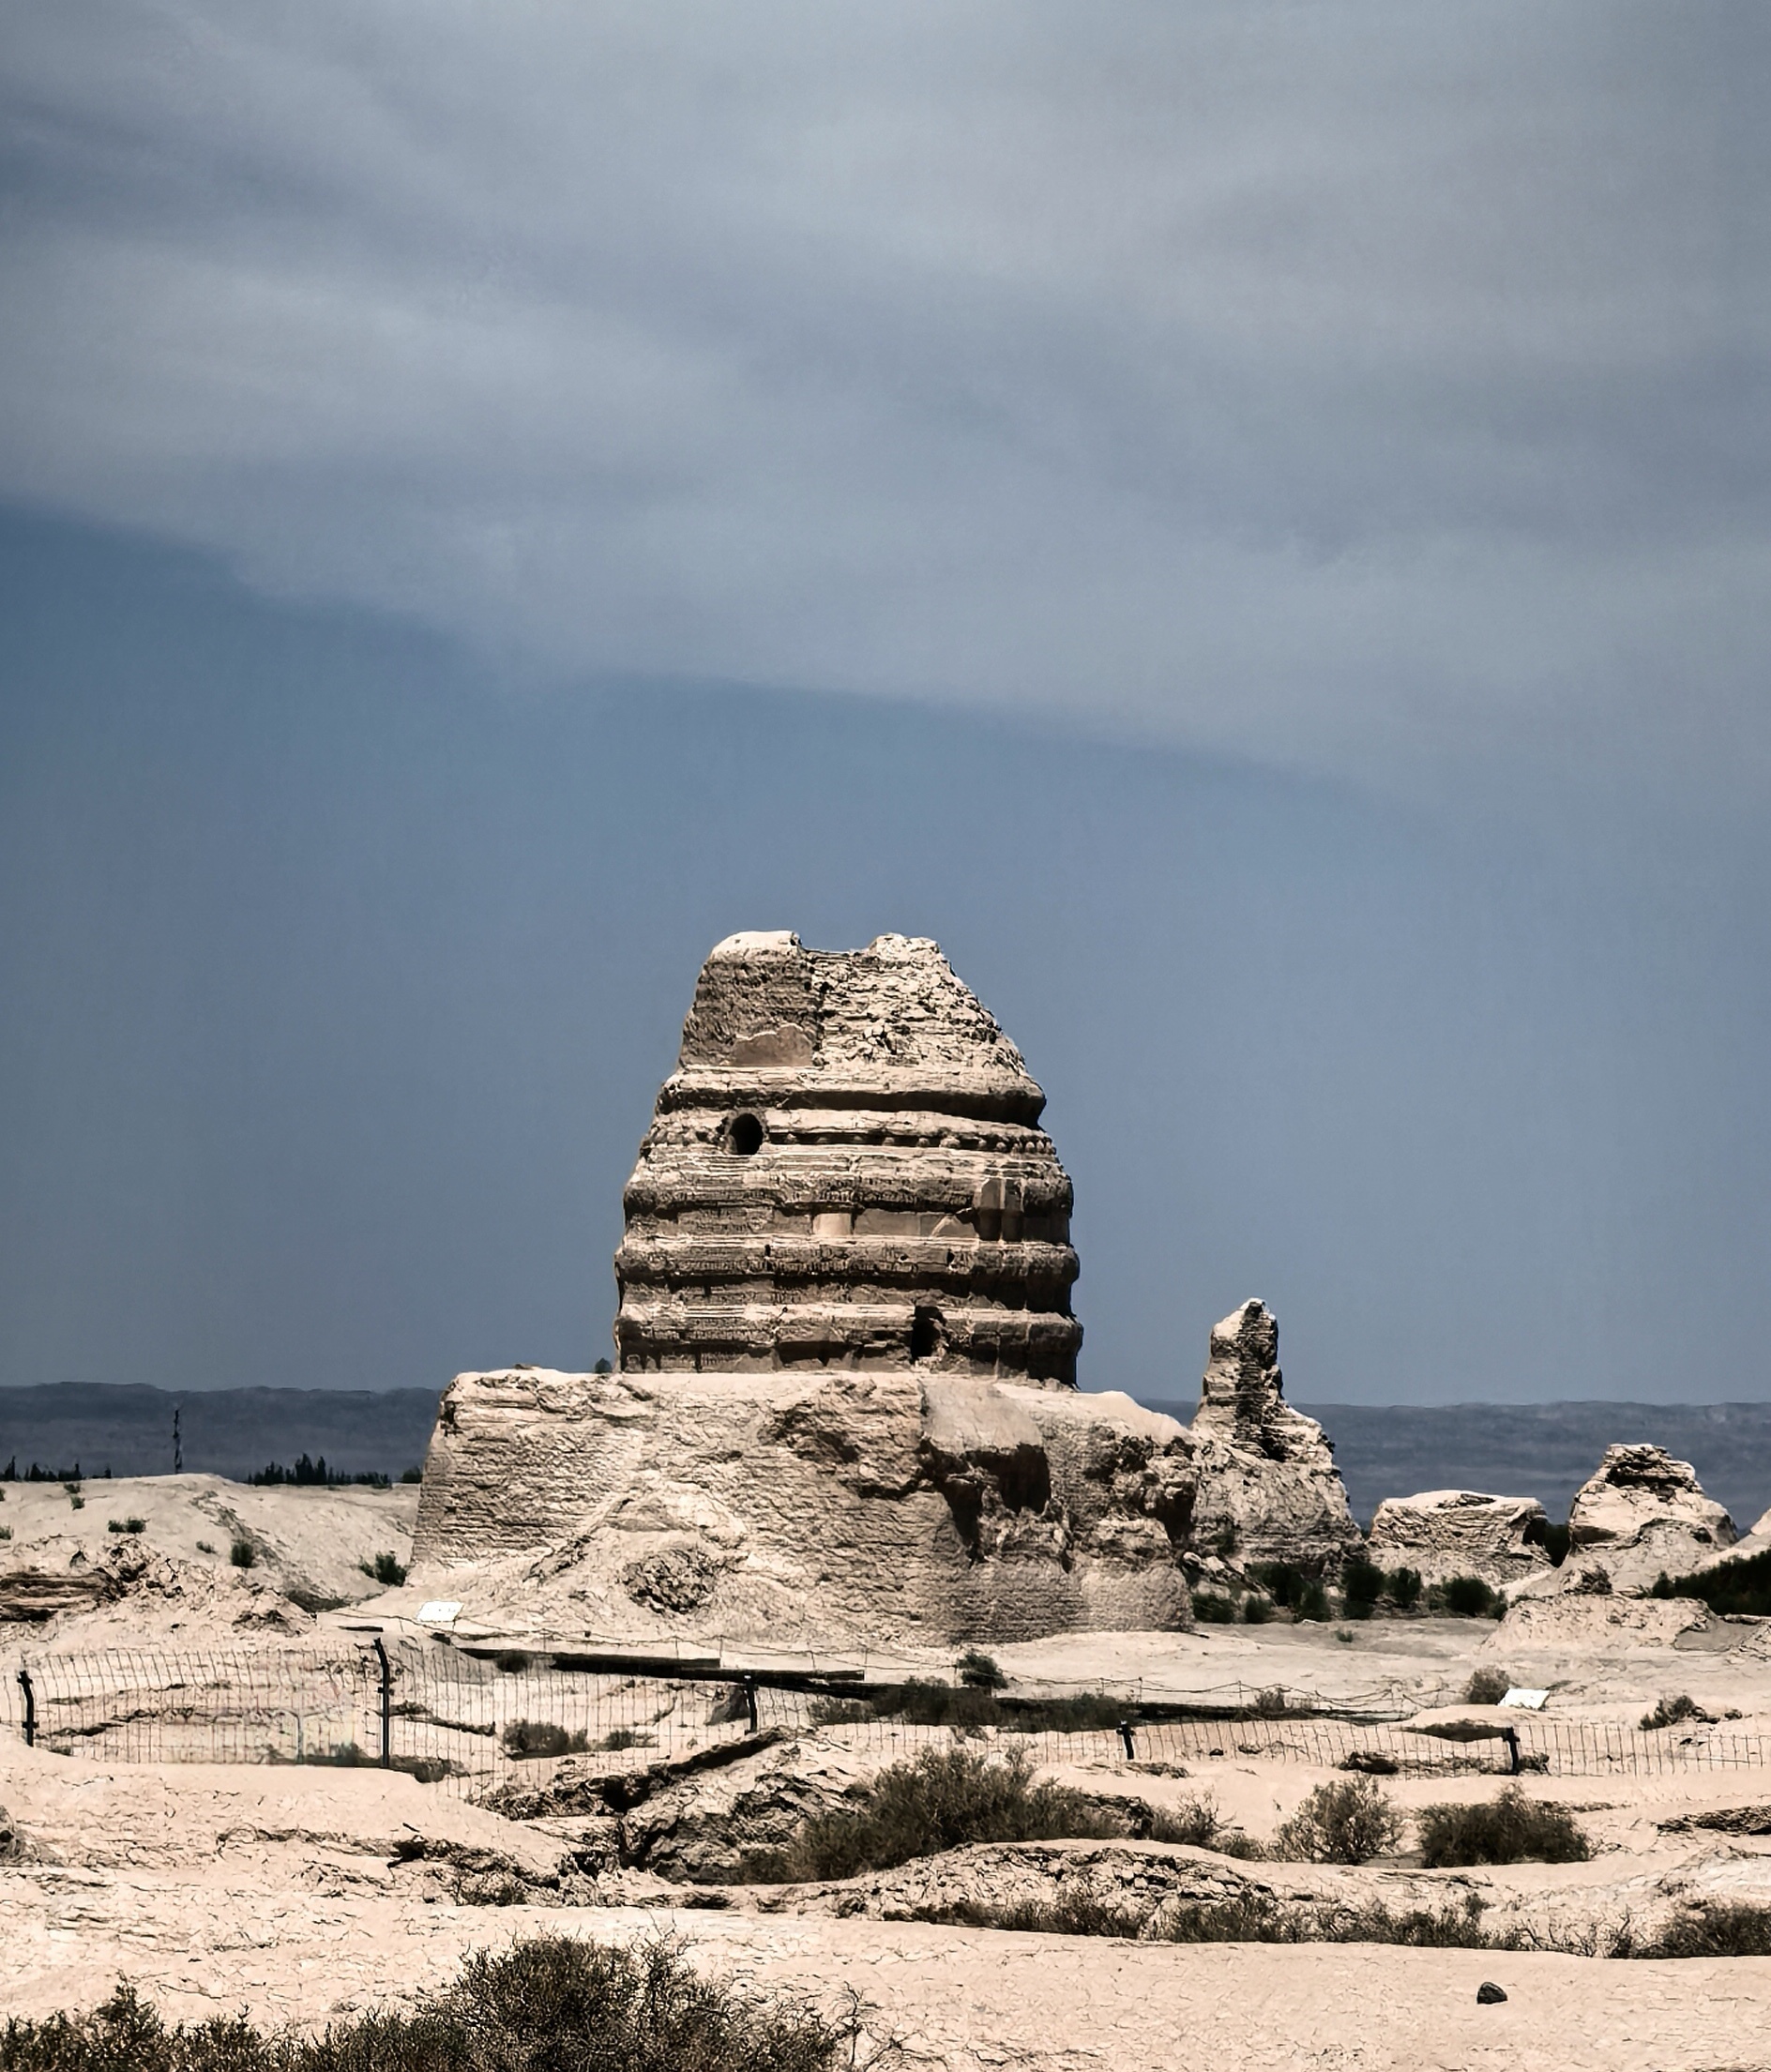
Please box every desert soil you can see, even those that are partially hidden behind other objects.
[4,1479,1771,2069]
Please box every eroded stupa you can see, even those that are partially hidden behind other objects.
[412,932,1194,1645]
[613,930,1082,1382]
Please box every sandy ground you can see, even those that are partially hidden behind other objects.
[4,1726,1771,2069]
[5,1480,1771,2067]
[0,1474,417,1624]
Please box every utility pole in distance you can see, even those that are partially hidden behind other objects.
[173,1404,183,1475]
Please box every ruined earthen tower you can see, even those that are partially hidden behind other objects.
[613,930,1082,1384]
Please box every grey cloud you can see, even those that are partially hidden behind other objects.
[1,0,1767,796]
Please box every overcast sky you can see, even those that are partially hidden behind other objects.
[3,6,1769,1404]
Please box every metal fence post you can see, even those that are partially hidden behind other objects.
[743,1676,759,1733]
[372,1640,391,1768]
[17,1669,35,1748]
[1118,1719,1136,1760]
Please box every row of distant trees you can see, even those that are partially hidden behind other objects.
[1,1454,420,1486]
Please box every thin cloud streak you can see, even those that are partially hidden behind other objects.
[1,1,1766,797]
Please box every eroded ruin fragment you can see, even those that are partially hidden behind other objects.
[1561,1443,1735,1594]
[1188,1299,1360,1570]
[1366,1489,1552,1591]
[613,931,1082,1383]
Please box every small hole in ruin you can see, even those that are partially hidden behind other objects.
[910,1306,943,1363]
[727,1112,765,1156]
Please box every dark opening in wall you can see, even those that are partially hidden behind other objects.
[727,1112,765,1157]
[911,1306,943,1362]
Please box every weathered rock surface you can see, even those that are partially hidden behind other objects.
[413,1366,1195,1644]
[614,931,1082,1384]
[1366,1490,1552,1591]
[1187,1301,1359,1571]
[0,1536,311,1632]
[1562,1444,1735,1594]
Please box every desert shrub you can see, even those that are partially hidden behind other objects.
[744,1746,1124,1883]
[1340,1749,1399,1776]
[1656,1546,1771,1618]
[1386,1565,1423,1609]
[859,1681,1127,1734]
[1148,1794,1262,1857]
[1155,1893,1508,1948]
[0,1528,10,1543]
[1523,1515,1572,1566]
[68,1496,83,1512]
[1250,1562,1307,1609]
[965,1888,1147,1937]
[500,1719,590,1760]
[105,1518,146,1536]
[597,1727,652,1752]
[492,1650,531,1673]
[1191,1590,1235,1623]
[1294,1582,1332,1622]
[1240,1595,1273,1624]
[195,1540,215,1554]
[806,1694,874,1728]
[1340,1558,1383,1619]
[400,1466,423,1484]
[358,1552,407,1587]
[1462,1667,1511,1706]
[1437,1574,1499,1618]
[956,1649,1006,1690]
[1416,1786,1591,1868]
[1641,1692,1715,1732]
[0,1936,859,2071]
[1618,1902,1771,1959]
[229,1539,255,1568]
[940,1887,1520,1950]
[1273,1779,1404,1865]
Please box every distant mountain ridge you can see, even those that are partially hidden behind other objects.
[5,1384,1769,1537]
[0,1384,441,1483]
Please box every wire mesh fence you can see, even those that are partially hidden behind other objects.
[4,1641,1766,1793]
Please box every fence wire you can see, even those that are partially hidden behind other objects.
[4,1643,1766,1794]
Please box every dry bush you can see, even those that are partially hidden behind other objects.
[0,1937,871,2072]
[499,1719,590,1760]
[1461,1667,1511,1706]
[1273,1779,1404,1865]
[742,1746,1124,1883]
[1147,1794,1263,1858]
[1416,1786,1591,1868]
[1641,1693,1715,1732]
[1617,1902,1771,1959]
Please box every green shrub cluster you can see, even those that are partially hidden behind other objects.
[500,1719,591,1760]
[1416,1787,1591,1868]
[819,1680,1128,1733]
[1272,1779,1403,1865]
[742,1746,1124,1883]
[105,1519,146,1536]
[357,1552,407,1587]
[1146,1793,1263,1858]
[1433,1574,1503,1618]
[1461,1667,1511,1705]
[1652,1547,1771,1618]
[1641,1691,1715,1732]
[1616,1902,1771,1959]
[0,1936,857,2071]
